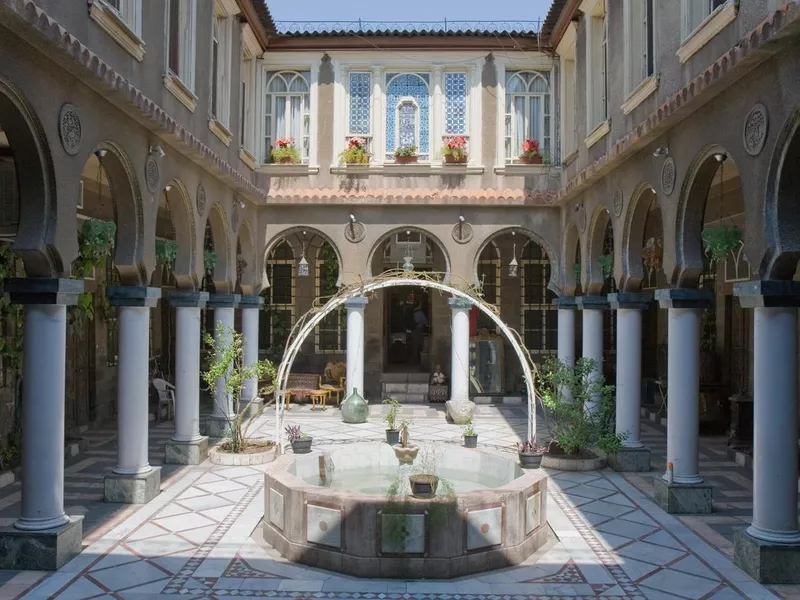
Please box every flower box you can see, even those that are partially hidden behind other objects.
[519,155,543,165]
[444,154,468,164]
[395,155,418,164]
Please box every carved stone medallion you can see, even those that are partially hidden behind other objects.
[661,157,676,196]
[144,156,159,194]
[452,221,474,244]
[196,183,207,216]
[743,102,768,157]
[58,103,82,156]
[613,189,623,218]
[344,221,366,243]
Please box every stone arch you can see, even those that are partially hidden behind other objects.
[561,223,581,296]
[235,219,257,295]
[205,202,232,293]
[620,182,659,292]
[0,77,62,276]
[263,227,344,288]
[163,178,197,289]
[584,205,612,295]
[673,144,741,288]
[365,226,452,279]
[82,140,146,285]
[472,227,558,291]
[762,108,800,280]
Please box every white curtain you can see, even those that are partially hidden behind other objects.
[514,96,525,156]
[274,96,286,139]
[290,96,302,143]
[530,97,541,146]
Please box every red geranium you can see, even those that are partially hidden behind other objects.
[274,137,295,148]
[521,139,540,156]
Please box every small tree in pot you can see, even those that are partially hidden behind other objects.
[462,418,478,448]
[285,424,313,454]
[383,397,401,445]
[393,419,418,463]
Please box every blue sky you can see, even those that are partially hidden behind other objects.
[268,0,552,24]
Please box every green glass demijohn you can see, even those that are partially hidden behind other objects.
[341,387,369,424]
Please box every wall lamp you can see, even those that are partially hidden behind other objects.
[653,147,669,157]
[149,144,166,159]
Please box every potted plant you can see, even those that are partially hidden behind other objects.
[394,145,418,164]
[408,444,441,499]
[270,137,301,165]
[285,424,313,454]
[338,136,371,165]
[519,139,542,164]
[518,439,548,468]
[392,419,418,463]
[462,418,478,448]
[442,135,467,164]
[383,397,401,445]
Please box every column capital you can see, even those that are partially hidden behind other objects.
[608,292,653,310]
[5,278,84,306]
[238,295,264,309]
[575,295,609,310]
[107,286,161,308]
[168,290,209,308]
[448,297,473,310]
[734,280,800,308]
[553,296,578,310]
[207,293,241,309]
[655,288,713,309]
[344,296,369,309]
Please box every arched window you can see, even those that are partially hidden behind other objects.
[385,73,430,161]
[520,241,556,356]
[264,71,310,164]
[263,239,295,358]
[315,242,343,353]
[505,71,551,163]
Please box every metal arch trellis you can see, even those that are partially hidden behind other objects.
[273,270,541,452]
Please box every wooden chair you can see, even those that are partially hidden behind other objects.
[321,361,346,407]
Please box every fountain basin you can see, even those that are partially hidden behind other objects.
[263,442,548,578]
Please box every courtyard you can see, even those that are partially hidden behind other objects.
[0,405,790,599]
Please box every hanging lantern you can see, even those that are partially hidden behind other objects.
[297,230,310,277]
[508,231,519,278]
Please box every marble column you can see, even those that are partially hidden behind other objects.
[575,295,608,414]
[104,286,162,504]
[607,293,652,472]
[0,279,84,570]
[555,296,577,368]
[240,295,264,417]
[446,297,474,424]
[165,291,209,465]
[732,281,800,584]
[652,288,713,514]
[205,294,240,439]
[344,297,368,398]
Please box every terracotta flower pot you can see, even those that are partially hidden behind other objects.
[519,155,542,165]
[444,154,467,164]
[395,155,418,164]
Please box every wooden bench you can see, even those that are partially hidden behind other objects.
[285,373,330,410]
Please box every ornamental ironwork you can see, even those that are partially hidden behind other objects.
[743,102,768,157]
[58,103,82,156]
[274,20,542,35]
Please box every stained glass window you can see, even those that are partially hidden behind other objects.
[348,72,371,135]
[444,72,467,135]
[385,73,429,160]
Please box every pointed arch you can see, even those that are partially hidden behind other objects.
[620,182,659,292]
[163,178,198,289]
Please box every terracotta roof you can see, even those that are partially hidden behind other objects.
[270,21,541,38]
[0,0,266,203]
[557,1,800,204]
[541,0,581,47]
[541,0,568,41]
[265,188,558,206]
[252,0,277,35]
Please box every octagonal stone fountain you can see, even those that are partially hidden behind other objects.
[263,442,548,579]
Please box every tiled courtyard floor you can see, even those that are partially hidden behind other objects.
[0,404,794,599]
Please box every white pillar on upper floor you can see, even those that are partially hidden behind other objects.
[735,282,800,544]
[449,297,472,403]
[656,289,712,485]
[9,279,83,531]
[345,297,368,398]
[240,296,263,405]
[609,293,651,449]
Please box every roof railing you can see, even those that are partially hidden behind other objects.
[273,19,542,35]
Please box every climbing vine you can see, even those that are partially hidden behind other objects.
[156,239,179,266]
[0,242,24,472]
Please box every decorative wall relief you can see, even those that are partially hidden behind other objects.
[344,220,366,243]
[577,205,587,233]
[196,183,207,216]
[452,221,474,244]
[58,103,82,156]
[661,157,676,196]
[743,102,768,157]
[613,189,623,218]
[144,156,159,194]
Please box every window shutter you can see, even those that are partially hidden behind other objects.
[0,160,19,236]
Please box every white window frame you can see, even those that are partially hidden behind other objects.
[557,23,578,161]
[504,70,552,164]
[624,0,656,96]
[678,0,738,63]
[384,72,431,162]
[89,0,144,61]
[263,70,311,165]
[682,0,728,40]
[582,0,609,145]
[102,0,141,35]
[211,14,233,127]
[345,71,373,153]
[441,70,470,156]
[166,0,197,92]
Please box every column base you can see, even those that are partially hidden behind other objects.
[204,415,234,439]
[445,399,475,424]
[734,529,800,583]
[244,397,264,419]
[607,447,651,472]
[0,516,83,570]
[104,467,161,504]
[165,437,209,465]
[653,478,713,514]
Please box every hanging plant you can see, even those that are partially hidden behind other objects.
[573,262,581,282]
[642,237,663,274]
[155,239,179,265]
[73,219,116,278]
[701,225,741,262]
[204,250,218,273]
[598,254,613,279]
